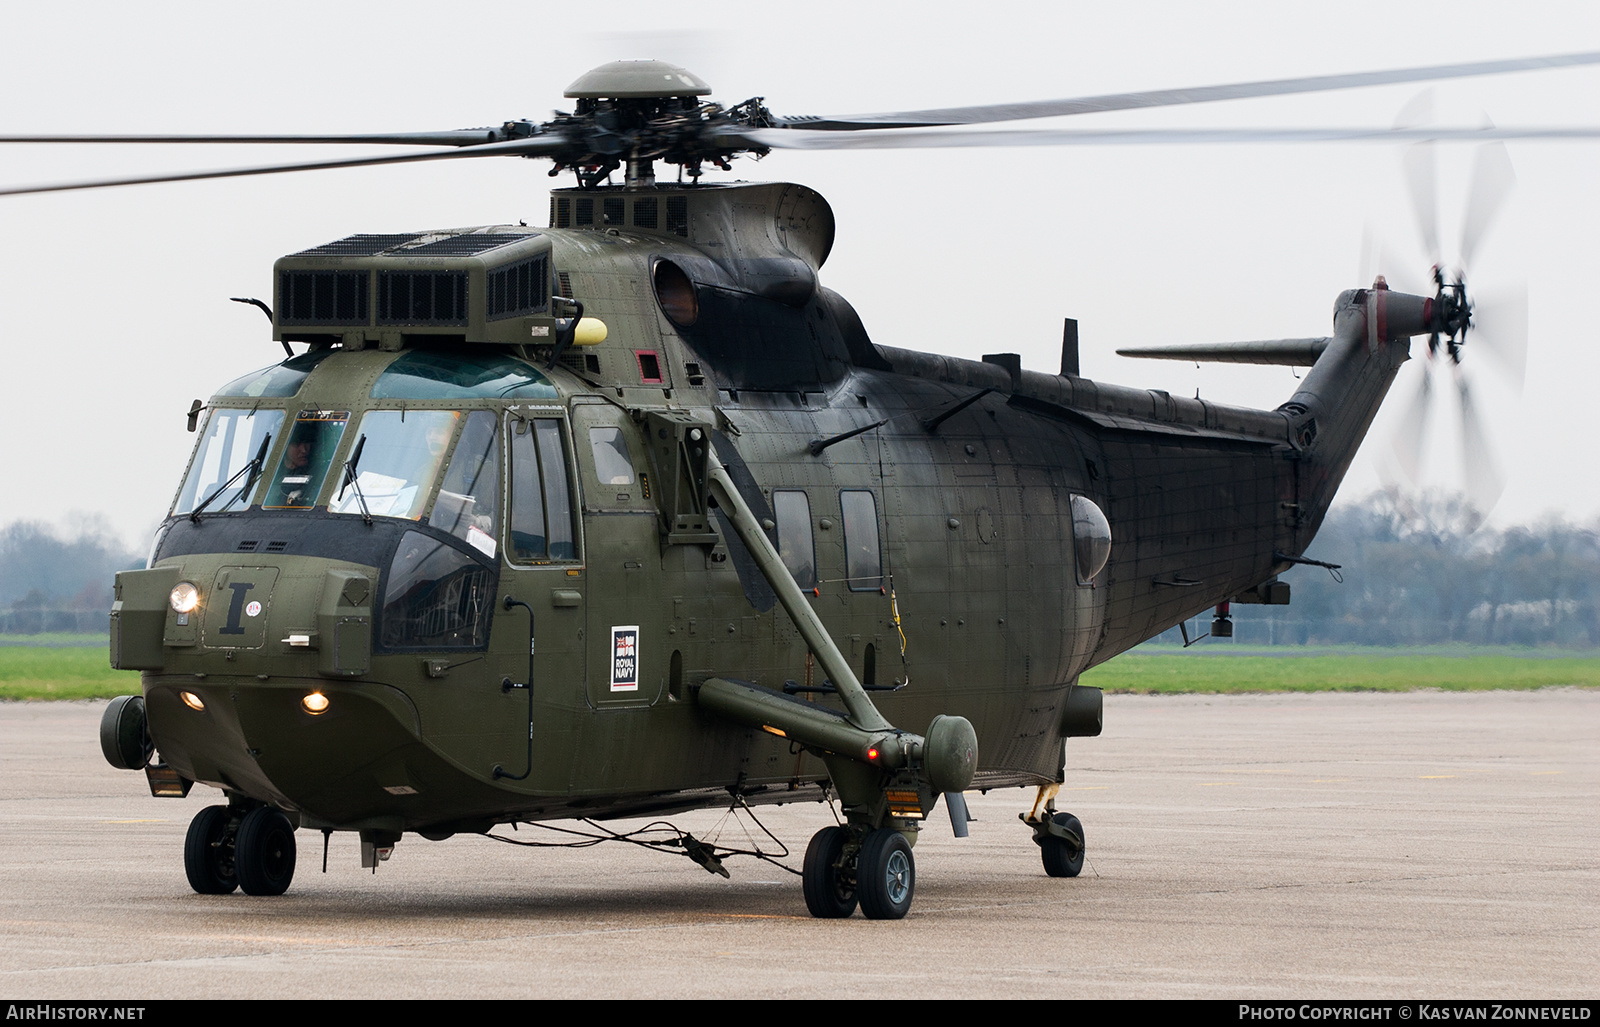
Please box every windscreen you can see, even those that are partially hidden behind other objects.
[172,408,285,516]
[329,410,459,521]
[265,410,349,509]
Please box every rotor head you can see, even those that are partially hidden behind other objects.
[1426,264,1473,362]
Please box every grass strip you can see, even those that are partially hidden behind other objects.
[0,633,110,648]
[0,646,138,700]
[2,646,1598,701]
[1081,652,1600,693]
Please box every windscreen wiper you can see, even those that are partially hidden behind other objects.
[337,434,373,527]
[189,434,271,524]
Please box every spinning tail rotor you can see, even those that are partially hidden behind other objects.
[1375,104,1529,530]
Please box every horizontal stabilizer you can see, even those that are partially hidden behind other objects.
[1116,337,1330,366]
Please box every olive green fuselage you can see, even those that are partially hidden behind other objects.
[129,181,1405,837]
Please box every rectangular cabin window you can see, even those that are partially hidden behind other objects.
[773,490,816,589]
[840,490,881,591]
[509,417,579,563]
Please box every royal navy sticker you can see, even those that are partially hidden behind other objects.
[610,626,639,692]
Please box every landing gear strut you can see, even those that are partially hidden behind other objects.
[801,825,916,920]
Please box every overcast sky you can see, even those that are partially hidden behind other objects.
[3,1,1598,547]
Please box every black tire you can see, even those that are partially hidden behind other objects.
[802,826,858,918]
[184,805,238,895]
[235,807,297,896]
[99,694,152,771]
[1041,812,1085,878]
[856,828,915,920]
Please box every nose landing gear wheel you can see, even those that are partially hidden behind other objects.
[1040,812,1085,878]
[235,807,297,896]
[802,825,858,919]
[184,805,238,895]
[856,828,915,920]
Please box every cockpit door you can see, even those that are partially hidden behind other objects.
[570,399,663,709]
[489,407,587,729]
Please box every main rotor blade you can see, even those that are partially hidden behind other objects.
[775,52,1600,131]
[738,125,1600,151]
[0,130,515,146]
[0,136,567,196]
[1460,141,1516,270]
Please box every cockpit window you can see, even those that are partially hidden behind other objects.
[265,410,348,509]
[370,350,558,400]
[329,410,458,521]
[172,408,285,516]
[380,530,493,649]
[433,411,501,558]
[215,350,334,399]
[509,417,578,562]
[588,426,635,485]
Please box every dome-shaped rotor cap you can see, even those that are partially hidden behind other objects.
[565,60,712,99]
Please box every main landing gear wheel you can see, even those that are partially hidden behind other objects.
[234,807,297,896]
[802,825,858,919]
[1040,812,1085,878]
[856,828,915,920]
[184,805,238,895]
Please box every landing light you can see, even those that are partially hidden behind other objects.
[179,691,205,712]
[169,582,200,614]
[302,692,330,716]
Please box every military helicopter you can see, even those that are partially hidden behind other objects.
[12,53,1593,919]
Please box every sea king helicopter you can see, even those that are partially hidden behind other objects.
[11,53,1592,919]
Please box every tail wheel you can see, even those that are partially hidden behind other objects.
[183,805,238,895]
[1040,812,1085,878]
[802,825,857,918]
[857,828,915,920]
[235,807,297,896]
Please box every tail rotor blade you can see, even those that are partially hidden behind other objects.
[1392,363,1435,485]
[1359,224,1428,295]
[1454,368,1505,523]
[1396,92,1441,267]
[1461,140,1516,271]
[1401,142,1443,267]
[1471,282,1529,390]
